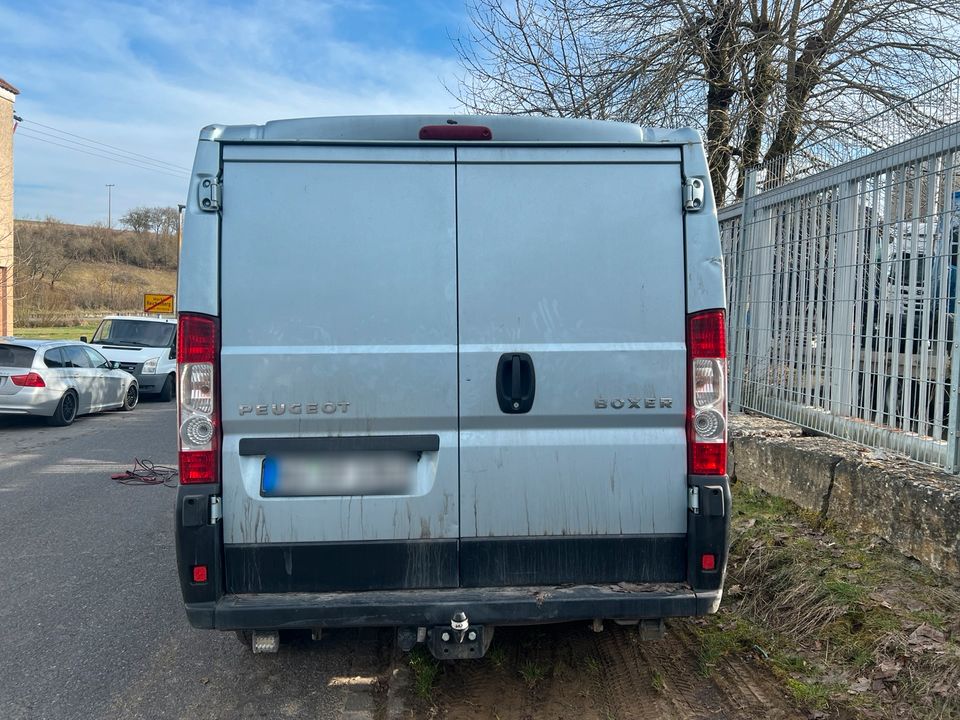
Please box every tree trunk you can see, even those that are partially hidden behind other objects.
[704,0,739,202]
[763,0,852,183]
[737,18,778,199]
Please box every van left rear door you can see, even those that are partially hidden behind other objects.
[218,144,460,593]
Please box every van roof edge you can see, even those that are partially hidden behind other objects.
[199,116,701,145]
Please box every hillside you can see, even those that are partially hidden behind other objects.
[11,215,178,328]
[17,260,177,327]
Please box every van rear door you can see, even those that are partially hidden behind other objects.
[218,145,460,592]
[456,146,689,587]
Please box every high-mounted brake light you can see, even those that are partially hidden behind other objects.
[419,124,493,141]
[11,372,45,387]
[177,313,220,485]
[687,310,727,475]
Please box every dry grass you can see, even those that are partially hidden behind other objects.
[15,261,176,327]
[695,484,960,718]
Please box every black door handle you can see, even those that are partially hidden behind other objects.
[497,353,535,414]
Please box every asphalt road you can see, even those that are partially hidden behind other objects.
[0,402,387,720]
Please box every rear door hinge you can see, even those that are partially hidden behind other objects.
[209,496,222,524]
[683,177,705,212]
[198,177,221,212]
[687,486,700,514]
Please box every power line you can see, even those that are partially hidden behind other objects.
[16,129,189,179]
[20,118,192,173]
[19,125,192,176]
[15,128,190,180]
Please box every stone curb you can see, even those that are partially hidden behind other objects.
[729,414,960,577]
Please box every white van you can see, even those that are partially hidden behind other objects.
[174,116,730,658]
[86,316,177,401]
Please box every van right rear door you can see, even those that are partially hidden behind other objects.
[456,146,689,587]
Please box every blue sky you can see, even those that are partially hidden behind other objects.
[2,0,469,224]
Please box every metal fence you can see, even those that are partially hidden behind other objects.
[722,123,960,471]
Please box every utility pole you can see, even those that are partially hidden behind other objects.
[105,184,115,229]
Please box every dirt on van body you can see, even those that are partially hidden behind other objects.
[382,483,960,720]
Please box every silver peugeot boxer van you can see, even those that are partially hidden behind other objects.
[174,115,730,658]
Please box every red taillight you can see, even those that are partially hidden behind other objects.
[11,372,45,387]
[192,565,208,583]
[688,310,726,358]
[701,553,717,571]
[178,313,220,485]
[178,313,217,363]
[419,124,493,141]
[180,450,216,483]
[687,310,727,476]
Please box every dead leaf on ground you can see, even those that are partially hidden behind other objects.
[849,677,872,693]
[907,623,946,650]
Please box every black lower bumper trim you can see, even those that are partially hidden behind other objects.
[460,535,686,587]
[187,583,720,630]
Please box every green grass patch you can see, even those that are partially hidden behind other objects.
[487,643,508,670]
[581,654,601,675]
[651,669,666,693]
[408,647,441,700]
[518,660,546,688]
[11,324,98,340]
[783,678,833,709]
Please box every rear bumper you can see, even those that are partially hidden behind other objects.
[0,388,62,416]
[134,373,165,393]
[184,583,721,630]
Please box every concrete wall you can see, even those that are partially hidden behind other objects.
[729,413,960,577]
[0,81,17,335]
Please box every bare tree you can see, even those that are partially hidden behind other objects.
[119,207,154,236]
[13,219,70,289]
[456,0,960,200]
[121,206,179,239]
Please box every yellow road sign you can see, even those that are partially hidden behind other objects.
[144,294,175,314]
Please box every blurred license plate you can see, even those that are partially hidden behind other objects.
[261,452,416,497]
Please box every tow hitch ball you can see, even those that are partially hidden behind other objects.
[450,611,472,643]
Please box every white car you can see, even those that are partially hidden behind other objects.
[85,316,177,401]
[0,339,138,426]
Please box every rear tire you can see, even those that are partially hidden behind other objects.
[121,383,139,411]
[158,374,175,402]
[47,391,78,427]
[234,630,252,649]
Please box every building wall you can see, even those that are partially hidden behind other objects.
[0,85,15,335]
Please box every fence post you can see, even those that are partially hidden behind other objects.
[944,160,960,472]
[730,168,758,411]
[830,181,859,416]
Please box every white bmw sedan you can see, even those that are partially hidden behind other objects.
[0,339,139,426]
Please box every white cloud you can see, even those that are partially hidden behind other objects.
[4,0,465,223]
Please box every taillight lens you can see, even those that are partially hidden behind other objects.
[11,372,45,387]
[687,310,727,475]
[178,313,220,484]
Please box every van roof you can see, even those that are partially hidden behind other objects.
[200,115,701,145]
